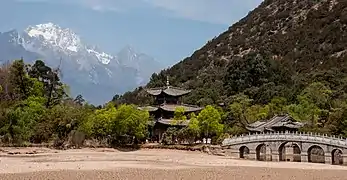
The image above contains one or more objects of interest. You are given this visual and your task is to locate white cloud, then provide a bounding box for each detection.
[14,0,263,25]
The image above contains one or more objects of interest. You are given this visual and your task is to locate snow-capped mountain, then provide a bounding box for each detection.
[116,46,162,85]
[0,22,163,105]
[23,23,115,64]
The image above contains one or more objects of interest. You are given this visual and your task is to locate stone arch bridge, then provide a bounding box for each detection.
[222,132,347,165]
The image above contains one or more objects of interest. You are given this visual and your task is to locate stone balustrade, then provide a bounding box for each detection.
[222,131,347,148]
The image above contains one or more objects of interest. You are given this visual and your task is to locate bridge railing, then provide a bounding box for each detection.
[222,131,347,148]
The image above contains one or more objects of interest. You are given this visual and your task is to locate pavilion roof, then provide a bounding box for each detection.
[138,104,203,113]
[145,86,191,97]
[246,115,304,132]
[137,106,159,112]
[160,104,203,112]
[156,118,190,126]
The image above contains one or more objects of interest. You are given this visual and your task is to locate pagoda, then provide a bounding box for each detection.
[139,77,203,142]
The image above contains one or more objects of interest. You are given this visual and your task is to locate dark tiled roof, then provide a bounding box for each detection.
[145,86,191,96]
[246,115,304,132]
[145,88,162,96]
[271,121,303,129]
[159,104,203,112]
[138,104,203,113]
[156,118,190,126]
[137,106,158,112]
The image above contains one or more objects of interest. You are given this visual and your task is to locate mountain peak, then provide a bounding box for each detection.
[25,22,81,52]
[34,22,59,29]
[0,22,163,105]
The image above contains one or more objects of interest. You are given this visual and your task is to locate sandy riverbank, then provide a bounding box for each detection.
[0,147,346,180]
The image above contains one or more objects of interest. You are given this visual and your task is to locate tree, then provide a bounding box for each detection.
[287,82,332,129]
[115,104,150,143]
[29,60,66,107]
[162,127,178,145]
[41,103,88,143]
[0,96,46,144]
[299,82,332,109]
[9,59,32,100]
[186,113,200,143]
[74,94,85,106]
[28,60,52,81]
[172,107,187,125]
[225,94,252,132]
[286,98,320,126]
[268,97,288,116]
[245,104,270,122]
[224,93,270,135]
[80,104,149,145]
[197,105,223,139]
[80,104,117,139]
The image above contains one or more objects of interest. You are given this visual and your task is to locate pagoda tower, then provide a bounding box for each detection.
[139,77,203,142]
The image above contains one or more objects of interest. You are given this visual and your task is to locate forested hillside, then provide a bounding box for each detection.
[116,0,347,135]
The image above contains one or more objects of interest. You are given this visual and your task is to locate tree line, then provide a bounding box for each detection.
[2,59,347,147]
[0,59,226,146]
[0,60,151,146]
[163,81,347,145]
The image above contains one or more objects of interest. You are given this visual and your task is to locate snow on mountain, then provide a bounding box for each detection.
[116,46,162,85]
[26,23,81,53]
[0,22,164,105]
[22,22,117,65]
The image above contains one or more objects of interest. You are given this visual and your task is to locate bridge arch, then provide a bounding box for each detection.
[222,132,347,165]
[308,145,325,164]
[256,143,271,161]
[278,142,301,162]
[332,149,343,165]
[239,146,250,159]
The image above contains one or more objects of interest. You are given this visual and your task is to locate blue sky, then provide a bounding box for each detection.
[0,0,262,66]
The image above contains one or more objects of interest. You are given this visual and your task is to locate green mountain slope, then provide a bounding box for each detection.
[118,0,347,106]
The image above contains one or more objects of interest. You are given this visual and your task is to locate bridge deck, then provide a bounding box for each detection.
[222,132,347,148]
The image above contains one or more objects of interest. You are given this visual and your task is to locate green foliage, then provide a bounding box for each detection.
[224,94,269,135]
[172,107,187,125]
[268,97,288,116]
[80,105,117,138]
[9,59,32,100]
[286,82,333,129]
[0,59,150,146]
[115,104,150,141]
[28,60,66,107]
[162,127,178,145]
[79,104,149,144]
[186,113,200,142]
[0,96,46,143]
[197,105,224,138]
[174,107,186,120]
[113,1,347,140]
[6,1,347,147]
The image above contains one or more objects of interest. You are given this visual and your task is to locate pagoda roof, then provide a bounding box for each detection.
[145,86,191,97]
[138,106,159,112]
[138,104,203,113]
[160,104,202,112]
[156,118,190,126]
[246,115,304,132]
